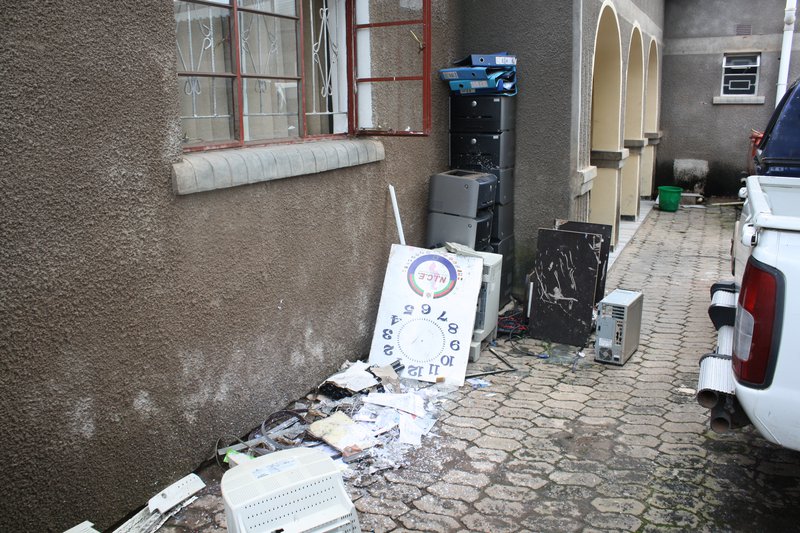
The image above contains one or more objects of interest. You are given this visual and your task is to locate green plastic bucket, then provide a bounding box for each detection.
[658,186,682,212]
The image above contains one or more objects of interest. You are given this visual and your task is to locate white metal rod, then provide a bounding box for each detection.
[388,184,406,245]
[777,0,797,106]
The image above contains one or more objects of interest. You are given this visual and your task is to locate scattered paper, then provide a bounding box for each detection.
[370,364,401,393]
[466,378,491,389]
[308,411,379,453]
[363,392,426,418]
[322,361,379,393]
[399,413,423,445]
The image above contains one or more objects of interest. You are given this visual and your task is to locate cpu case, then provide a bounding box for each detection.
[595,289,643,365]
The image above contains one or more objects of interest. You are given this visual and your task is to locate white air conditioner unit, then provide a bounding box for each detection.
[221,447,361,533]
[595,289,643,366]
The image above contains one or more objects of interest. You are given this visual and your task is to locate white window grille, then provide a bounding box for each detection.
[721,53,760,96]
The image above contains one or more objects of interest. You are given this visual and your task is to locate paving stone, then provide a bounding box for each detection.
[465,447,508,463]
[357,513,397,532]
[549,471,602,487]
[590,497,646,515]
[473,496,527,516]
[440,424,481,441]
[413,494,469,518]
[397,510,461,532]
[474,435,522,451]
[504,471,549,490]
[643,507,701,529]
[427,481,481,502]
[584,511,643,531]
[462,513,521,533]
[354,496,408,518]
[443,470,491,488]
[443,415,490,429]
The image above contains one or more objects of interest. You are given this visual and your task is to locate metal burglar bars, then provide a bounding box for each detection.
[351,0,431,135]
[175,0,431,152]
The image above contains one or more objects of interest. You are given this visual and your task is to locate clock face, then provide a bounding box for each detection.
[368,245,483,386]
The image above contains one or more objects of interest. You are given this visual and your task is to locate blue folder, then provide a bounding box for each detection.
[453,52,517,68]
[439,66,516,81]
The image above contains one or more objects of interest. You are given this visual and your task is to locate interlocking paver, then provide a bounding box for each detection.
[166,206,800,532]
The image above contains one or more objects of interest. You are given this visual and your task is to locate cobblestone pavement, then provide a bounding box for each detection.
[163,205,800,532]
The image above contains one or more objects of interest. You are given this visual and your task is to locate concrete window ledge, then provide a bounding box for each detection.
[713,95,765,105]
[172,139,385,195]
[590,148,630,169]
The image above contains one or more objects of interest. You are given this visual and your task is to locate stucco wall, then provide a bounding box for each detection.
[658,0,800,195]
[457,0,575,294]
[0,2,461,530]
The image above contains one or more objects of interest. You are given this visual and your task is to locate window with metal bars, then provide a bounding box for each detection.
[175,0,430,152]
[721,53,760,96]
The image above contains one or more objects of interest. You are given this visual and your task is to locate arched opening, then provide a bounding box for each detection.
[621,27,645,219]
[641,39,660,198]
[589,3,624,244]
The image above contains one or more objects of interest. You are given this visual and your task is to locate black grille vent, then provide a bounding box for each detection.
[735,24,752,36]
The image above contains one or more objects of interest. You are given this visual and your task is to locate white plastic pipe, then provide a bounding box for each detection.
[777,0,797,106]
[388,184,406,245]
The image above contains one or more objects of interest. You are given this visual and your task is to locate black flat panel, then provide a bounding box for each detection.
[450,94,517,132]
[554,220,612,304]
[528,229,601,347]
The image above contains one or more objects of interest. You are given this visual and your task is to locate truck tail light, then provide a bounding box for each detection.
[732,258,782,387]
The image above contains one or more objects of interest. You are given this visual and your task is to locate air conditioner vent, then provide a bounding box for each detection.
[735,24,752,36]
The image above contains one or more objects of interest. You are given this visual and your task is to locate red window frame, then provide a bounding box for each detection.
[178,0,431,153]
[347,0,431,136]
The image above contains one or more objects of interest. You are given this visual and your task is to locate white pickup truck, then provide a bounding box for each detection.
[697,175,800,450]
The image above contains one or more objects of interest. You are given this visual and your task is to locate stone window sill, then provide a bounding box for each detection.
[172,139,385,195]
[713,95,765,105]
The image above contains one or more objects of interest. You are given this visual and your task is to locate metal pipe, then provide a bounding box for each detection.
[710,403,732,434]
[697,389,720,409]
[777,0,797,106]
[388,184,406,245]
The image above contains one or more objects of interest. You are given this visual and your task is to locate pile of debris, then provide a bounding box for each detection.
[217,359,463,477]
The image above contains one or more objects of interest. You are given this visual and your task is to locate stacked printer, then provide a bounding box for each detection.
[449,95,516,305]
[430,53,518,305]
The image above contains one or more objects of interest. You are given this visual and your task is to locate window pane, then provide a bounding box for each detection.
[175,2,233,74]
[356,24,423,78]
[239,0,297,17]
[356,0,423,24]
[178,76,237,145]
[243,79,300,139]
[357,80,422,132]
[239,12,298,77]
[303,0,348,135]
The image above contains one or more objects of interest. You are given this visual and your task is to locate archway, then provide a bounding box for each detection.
[589,3,624,245]
[621,27,645,219]
[641,39,660,198]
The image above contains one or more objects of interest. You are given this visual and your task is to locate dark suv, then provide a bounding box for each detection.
[755,78,800,176]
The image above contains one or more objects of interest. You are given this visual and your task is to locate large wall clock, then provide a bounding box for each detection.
[368,244,483,386]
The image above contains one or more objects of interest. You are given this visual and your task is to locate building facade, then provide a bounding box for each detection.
[7,1,756,530]
[658,0,800,195]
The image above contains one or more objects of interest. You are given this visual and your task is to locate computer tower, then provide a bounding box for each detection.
[595,289,643,365]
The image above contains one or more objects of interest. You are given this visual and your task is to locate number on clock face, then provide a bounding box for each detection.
[383,303,462,378]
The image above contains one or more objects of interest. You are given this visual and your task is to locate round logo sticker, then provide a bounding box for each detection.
[406,254,460,298]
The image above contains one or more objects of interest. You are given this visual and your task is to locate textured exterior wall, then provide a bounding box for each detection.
[456,1,663,292]
[458,0,575,293]
[659,0,800,195]
[0,1,461,530]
